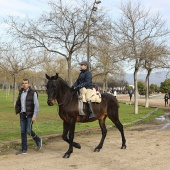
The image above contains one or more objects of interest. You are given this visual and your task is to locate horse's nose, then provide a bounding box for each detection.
[47,100,54,106]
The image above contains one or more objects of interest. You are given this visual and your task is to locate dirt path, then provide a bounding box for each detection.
[1,124,170,170]
[1,94,170,170]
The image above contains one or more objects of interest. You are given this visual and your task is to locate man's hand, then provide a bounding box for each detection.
[32,117,36,122]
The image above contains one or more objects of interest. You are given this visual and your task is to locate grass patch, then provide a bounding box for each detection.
[0,90,164,143]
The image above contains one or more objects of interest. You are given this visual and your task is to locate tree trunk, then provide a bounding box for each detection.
[145,70,151,108]
[102,82,105,92]
[5,84,10,99]
[134,69,138,114]
[13,75,17,107]
[103,74,107,92]
[105,74,108,90]
[67,56,72,86]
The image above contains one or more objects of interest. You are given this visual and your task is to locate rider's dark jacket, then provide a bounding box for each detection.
[72,69,93,89]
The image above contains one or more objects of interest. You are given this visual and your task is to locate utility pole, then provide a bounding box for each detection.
[87,0,101,67]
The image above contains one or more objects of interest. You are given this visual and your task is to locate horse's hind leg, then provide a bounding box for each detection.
[94,117,107,152]
[111,119,126,149]
[62,121,81,149]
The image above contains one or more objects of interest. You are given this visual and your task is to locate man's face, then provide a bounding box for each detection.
[22,80,29,91]
[80,64,87,70]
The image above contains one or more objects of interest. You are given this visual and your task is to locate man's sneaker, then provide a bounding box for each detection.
[36,138,42,151]
[16,150,27,155]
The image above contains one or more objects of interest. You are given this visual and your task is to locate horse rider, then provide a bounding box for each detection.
[71,61,95,118]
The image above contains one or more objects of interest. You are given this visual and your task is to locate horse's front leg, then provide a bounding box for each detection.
[94,117,107,152]
[62,121,81,150]
[63,119,76,158]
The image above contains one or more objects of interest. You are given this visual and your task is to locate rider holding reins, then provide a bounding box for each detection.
[71,61,95,118]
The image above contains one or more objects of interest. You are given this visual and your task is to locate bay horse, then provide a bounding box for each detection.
[45,73,126,158]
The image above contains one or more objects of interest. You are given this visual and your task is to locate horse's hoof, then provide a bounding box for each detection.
[63,153,70,158]
[75,143,81,149]
[94,148,100,152]
[121,145,126,149]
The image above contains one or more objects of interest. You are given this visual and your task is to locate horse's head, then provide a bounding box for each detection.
[45,73,59,106]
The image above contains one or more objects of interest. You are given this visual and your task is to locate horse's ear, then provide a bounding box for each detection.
[55,73,59,79]
[45,74,50,80]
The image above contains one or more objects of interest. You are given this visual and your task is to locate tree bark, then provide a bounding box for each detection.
[145,70,151,108]
[13,75,17,107]
[67,56,72,86]
[134,68,139,114]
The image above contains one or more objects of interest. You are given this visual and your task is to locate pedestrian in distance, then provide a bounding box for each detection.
[129,89,133,102]
[15,78,42,155]
[164,93,169,107]
[113,89,117,98]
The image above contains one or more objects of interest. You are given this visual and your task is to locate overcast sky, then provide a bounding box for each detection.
[0,0,170,35]
[0,0,170,21]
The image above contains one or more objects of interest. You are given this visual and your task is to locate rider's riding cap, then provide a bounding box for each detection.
[79,61,89,67]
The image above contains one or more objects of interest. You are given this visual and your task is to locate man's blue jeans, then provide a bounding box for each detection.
[20,113,40,151]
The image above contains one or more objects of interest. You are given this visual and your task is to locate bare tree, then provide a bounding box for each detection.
[40,57,68,80]
[5,0,107,85]
[140,41,170,107]
[0,45,46,106]
[91,36,125,91]
[112,2,170,113]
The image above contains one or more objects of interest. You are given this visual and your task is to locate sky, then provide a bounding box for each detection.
[0,0,170,24]
[0,0,170,36]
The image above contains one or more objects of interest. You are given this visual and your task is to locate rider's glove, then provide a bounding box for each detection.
[71,85,81,91]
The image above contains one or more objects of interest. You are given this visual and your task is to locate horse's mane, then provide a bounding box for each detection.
[57,77,78,103]
[49,75,70,89]
[58,77,70,89]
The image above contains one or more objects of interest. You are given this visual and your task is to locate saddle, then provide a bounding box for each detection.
[78,87,101,116]
[79,87,101,103]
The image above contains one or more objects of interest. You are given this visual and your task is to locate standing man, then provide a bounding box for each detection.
[15,78,42,155]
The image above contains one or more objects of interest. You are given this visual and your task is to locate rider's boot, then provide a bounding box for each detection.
[87,101,95,118]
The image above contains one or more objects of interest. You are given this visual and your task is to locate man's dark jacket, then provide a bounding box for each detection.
[15,87,36,117]
[72,69,93,89]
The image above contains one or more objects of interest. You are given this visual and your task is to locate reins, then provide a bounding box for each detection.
[54,101,64,106]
